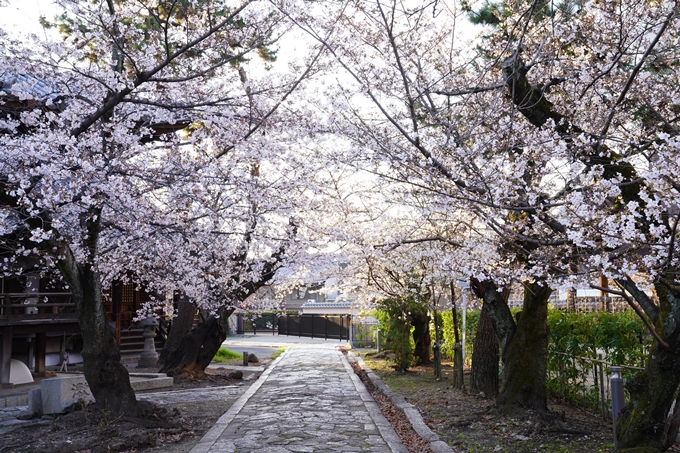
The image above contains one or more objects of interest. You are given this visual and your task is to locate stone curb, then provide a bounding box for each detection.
[0,394,28,408]
[188,347,289,453]
[338,350,409,453]
[350,353,457,453]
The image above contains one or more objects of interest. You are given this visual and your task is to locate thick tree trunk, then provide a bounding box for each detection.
[411,309,431,366]
[616,283,680,453]
[57,249,138,416]
[496,282,550,411]
[471,306,499,398]
[159,305,234,376]
[472,279,550,412]
[157,294,198,366]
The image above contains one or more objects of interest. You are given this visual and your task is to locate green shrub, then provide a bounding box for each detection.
[440,309,480,366]
[437,306,649,411]
[376,298,414,371]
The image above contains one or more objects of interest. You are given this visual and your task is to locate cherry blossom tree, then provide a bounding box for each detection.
[288,1,680,449]
[1,0,320,415]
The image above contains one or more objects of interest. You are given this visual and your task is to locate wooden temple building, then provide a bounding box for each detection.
[0,276,166,386]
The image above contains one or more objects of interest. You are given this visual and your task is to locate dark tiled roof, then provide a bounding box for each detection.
[301,301,352,309]
[1,74,60,103]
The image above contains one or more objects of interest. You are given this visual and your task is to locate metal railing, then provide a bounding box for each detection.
[549,351,643,420]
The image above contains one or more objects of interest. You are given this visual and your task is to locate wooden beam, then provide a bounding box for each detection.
[35,332,46,374]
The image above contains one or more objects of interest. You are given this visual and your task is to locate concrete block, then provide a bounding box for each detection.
[41,375,93,414]
[130,375,173,391]
[36,373,172,415]
[28,388,42,414]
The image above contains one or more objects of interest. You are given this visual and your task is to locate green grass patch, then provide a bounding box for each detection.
[212,347,242,363]
[271,347,286,359]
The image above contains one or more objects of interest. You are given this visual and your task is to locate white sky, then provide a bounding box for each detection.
[0,0,307,71]
[0,0,60,36]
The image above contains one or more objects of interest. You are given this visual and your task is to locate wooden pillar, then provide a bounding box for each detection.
[27,336,35,371]
[134,286,141,313]
[112,281,122,345]
[35,332,46,374]
[599,275,609,311]
[112,281,122,317]
[599,275,609,294]
[1,325,13,387]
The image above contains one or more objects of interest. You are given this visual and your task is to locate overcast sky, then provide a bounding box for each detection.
[0,0,61,36]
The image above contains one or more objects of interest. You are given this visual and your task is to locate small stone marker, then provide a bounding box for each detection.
[247,353,259,363]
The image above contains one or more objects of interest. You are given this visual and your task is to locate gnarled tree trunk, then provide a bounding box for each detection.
[471,306,499,398]
[157,293,199,367]
[616,282,680,452]
[496,282,550,411]
[57,247,139,416]
[159,305,234,377]
[472,279,550,412]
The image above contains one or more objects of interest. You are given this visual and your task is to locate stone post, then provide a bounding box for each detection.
[137,317,159,368]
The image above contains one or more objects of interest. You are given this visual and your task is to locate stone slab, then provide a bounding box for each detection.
[28,388,42,414]
[130,374,174,391]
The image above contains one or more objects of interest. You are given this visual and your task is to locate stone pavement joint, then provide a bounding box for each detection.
[190,345,409,453]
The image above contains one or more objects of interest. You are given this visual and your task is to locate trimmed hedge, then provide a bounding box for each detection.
[435,308,649,409]
[440,309,479,366]
[546,310,648,407]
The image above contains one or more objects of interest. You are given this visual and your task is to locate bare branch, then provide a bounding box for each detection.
[598,11,676,145]
[660,278,680,296]
[431,84,505,96]
[592,284,669,350]
[376,235,463,251]
[615,276,659,322]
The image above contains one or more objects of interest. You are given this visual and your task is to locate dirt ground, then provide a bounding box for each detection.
[360,351,616,453]
[0,363,267,453]
[357,351,680,453]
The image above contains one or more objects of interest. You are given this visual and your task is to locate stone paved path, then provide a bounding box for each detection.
[190,346,408,453]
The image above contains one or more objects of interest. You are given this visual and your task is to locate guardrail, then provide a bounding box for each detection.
[0,291,76,322]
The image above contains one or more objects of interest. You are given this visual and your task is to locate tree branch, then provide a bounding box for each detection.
[598,11,676,145]
[615,276,659,323]
[214,45,324,159]
[592,284,669,350]
[376,235,463,251]
[660,278,680,296]
[71,1,253,138]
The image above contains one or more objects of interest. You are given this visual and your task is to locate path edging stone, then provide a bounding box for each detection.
[351,352,456,453]
[338,350,409,453]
